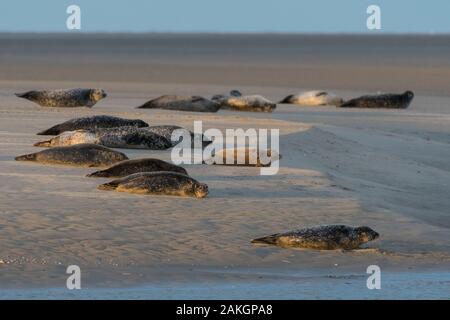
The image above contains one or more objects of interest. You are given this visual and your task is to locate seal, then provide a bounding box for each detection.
[15,143,128,167]
[37,115,149,136]
[34,127,172,150]
[98,171,208,198]
[251,225,379,250]
[339,91,414,109]
[87,158,188,178]
[212,91,276,112]
[34,130,98,147]
[279,90,343,106]
[205,148,280,167]
[137,95,220,112]
[15,88,107,108]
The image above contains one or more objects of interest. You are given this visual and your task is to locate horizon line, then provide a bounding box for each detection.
[0,31,449,36]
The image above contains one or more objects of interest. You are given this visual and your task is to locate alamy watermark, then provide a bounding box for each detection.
[66,5,81,30]
[366,265,381,289]
[66,265,81,289]
[170,121,280,175]
[366,5,381,30]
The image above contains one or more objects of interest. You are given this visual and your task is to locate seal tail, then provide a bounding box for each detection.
[251,234,279,245]
[15,91,37,100]
[37,126,59,135]
[278,94,294,104]
[15,153,37,162]
[136,100,156,109]
[86,170,109,178]
[33,140,51,147]
[15,92,30,98]
[338,100,355,108]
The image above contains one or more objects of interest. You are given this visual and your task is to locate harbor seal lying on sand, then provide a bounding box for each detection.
[137,95,220,112]
[15,143,128,167]
[251,225,379,250]
[279,90,343,106]
[205,148,280,167]
[98,172,208,198]
[87,158,188,178]
[212,90,276,112]
[339,91,414,109]
[37,115,149,136]
[15,88,107,108]
[34,127,172,150]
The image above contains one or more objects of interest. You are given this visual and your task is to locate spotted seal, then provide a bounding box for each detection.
[98,172,208,198]
[15,143,128,167]
[205,148,280,167]
[15,88,107,108]
[212,90,276,112]
[34,127,172,150]
[37,115,149,136]
[87,158,188,178]
[251,225,379,250]
[339,91,414,109]
[279,90,343,106]
[137,95,220,112]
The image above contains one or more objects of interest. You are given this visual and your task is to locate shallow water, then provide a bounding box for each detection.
[1,272,449,300]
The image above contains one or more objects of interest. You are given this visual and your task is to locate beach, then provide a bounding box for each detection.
[0,34,449,298]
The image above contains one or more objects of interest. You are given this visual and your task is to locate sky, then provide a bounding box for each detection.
[0,0,449,33]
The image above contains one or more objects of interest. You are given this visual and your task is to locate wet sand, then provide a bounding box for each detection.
[0,34,449,298]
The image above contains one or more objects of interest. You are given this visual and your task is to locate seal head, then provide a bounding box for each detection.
[355,226,379,243]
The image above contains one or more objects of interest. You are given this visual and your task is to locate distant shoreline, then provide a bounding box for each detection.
[0,32,449,37]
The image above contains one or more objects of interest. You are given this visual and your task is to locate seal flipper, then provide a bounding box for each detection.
[278,94,294,104]
[136,98,158,109]
[230,90,242,97]
[87,170,109,178]
[33,140,52,147]
[97,180,120,190]
[251,234,279,245]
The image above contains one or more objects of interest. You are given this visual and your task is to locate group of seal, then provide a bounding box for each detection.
[137,93,277,113]
[15,114,208,199]
[34,124,210,150]
[13,88,383,250]
[279,90,414,109]
[15,87,414,111]
[34,127,173,150]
